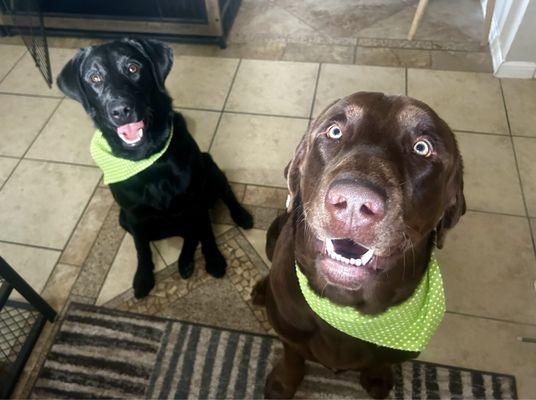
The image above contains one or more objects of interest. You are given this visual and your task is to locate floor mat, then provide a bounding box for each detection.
[31,303,517,399]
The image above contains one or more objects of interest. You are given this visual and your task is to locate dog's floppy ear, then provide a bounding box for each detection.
[125,38,173,92]
[285,136,308,212]
[285,99,341,212]
[436,155,466,248]
[56,47,91,110]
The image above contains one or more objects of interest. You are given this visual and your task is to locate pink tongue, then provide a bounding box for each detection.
[116,120,144,140]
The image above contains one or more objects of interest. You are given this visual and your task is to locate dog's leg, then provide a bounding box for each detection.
[251,275,268,306]
[199,214,227,278]
[203,153,253,229]
[132,235,155,298]
[359,364,394,399]
[265,343,305,399]
[178,237,199,279]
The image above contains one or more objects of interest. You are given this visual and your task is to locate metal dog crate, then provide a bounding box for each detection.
[0,257,56,398]
[0,0,241,87]
[0,0,241,47]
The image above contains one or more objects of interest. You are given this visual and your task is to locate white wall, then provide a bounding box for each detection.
[483,0,536,78]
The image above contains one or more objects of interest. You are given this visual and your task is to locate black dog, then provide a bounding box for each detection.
[57,38,253,298]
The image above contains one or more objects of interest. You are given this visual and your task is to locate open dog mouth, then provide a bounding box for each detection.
[318,238,378,289]
[325,238,374,267]
[116,120,145,146]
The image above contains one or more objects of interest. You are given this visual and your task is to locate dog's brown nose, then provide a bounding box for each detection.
[325,181,386,227]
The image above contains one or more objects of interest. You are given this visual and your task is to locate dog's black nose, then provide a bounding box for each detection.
[109,101,134,121]
[325,181,386,228]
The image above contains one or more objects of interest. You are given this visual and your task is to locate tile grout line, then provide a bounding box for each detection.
[208,58,243,153]
[498,80,536,259]
[465,208,528,219]
[21,156,99,170]
[308,62,323,121]
[0,48,28,86]
[352,44,358,64]
[405,67,408,96]
[445,310,536,328]
[0,97,64,192]
[0,90,63,100]
[177,106,311,121]
[0,239,63,252]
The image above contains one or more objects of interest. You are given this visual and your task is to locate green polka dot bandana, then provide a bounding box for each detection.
[90,126,173,185]
[295,254,445,352]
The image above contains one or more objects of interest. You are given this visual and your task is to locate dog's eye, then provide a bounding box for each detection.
[127,63,140,74]
[327,125,343,139]
[89,73,102,84]
[413,139,433,157]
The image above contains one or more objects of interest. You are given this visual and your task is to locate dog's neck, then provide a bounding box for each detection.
[291,204,434,315]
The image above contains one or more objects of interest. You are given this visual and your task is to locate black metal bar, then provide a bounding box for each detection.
[0,257,56,322]
[0,312,47,399]
[0,280,14,308]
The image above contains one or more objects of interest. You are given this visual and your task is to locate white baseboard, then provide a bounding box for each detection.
[494,61,536,79]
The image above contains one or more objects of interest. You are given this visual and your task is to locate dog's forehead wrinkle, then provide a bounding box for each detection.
[397,105,433,128]
[344,104,364,120]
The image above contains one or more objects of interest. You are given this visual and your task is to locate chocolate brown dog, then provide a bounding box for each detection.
[253,92,465,398]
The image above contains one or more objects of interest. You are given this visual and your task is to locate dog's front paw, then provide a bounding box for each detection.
[264,368,298,399]
[204,251,227,278]
[360,365,394,399]
[133,268,155,298]
[231,207,254,230]
[178,259,195,279]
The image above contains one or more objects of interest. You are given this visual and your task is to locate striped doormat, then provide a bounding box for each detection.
[31,303,517,399]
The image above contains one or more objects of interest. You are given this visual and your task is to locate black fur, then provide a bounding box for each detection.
[57,38,253,298]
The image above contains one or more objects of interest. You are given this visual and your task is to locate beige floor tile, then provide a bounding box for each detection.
[96,234,166,305]
[0,241,60,299]
[456,132,525,215]
[282,43,354,64]
[354,47,431,68]
[0,47,77,97]
[0,45,26,81]
[437,211,536,325]
[167,56,239,110]
[313,64,405,117]
[153,224,233,267]
[0,160,101,248]
[501,79,536,137]
[430,51,492,73]
[226,59,318,117]
[243,185,288,209]
[211,113,308,187]
[175,108,220,152]
[240,228,270,268]
[419,313,536,399]
[407,69,508,134]
[513,137,536,217]
[152,236,183,267]
[60,187,114,267]
[40,263,79,311]
[26,99,95,165]
[0,157,18,186]
[0,94,60,157]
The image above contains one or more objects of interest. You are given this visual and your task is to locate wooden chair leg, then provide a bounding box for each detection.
[407,0,429,40]
[482,0,496,45]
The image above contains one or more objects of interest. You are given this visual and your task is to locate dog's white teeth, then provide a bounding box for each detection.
[138,128,144,138]
[361,248,374,265]
[326,239,335,254]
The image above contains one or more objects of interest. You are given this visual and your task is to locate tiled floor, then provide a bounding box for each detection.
[1,7,535,397]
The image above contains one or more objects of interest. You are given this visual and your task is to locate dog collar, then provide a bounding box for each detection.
[295,254,445,352]
[90,125,173,185]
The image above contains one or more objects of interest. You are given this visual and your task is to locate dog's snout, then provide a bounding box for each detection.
[109,101,134,122]
[325,181,386,228]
